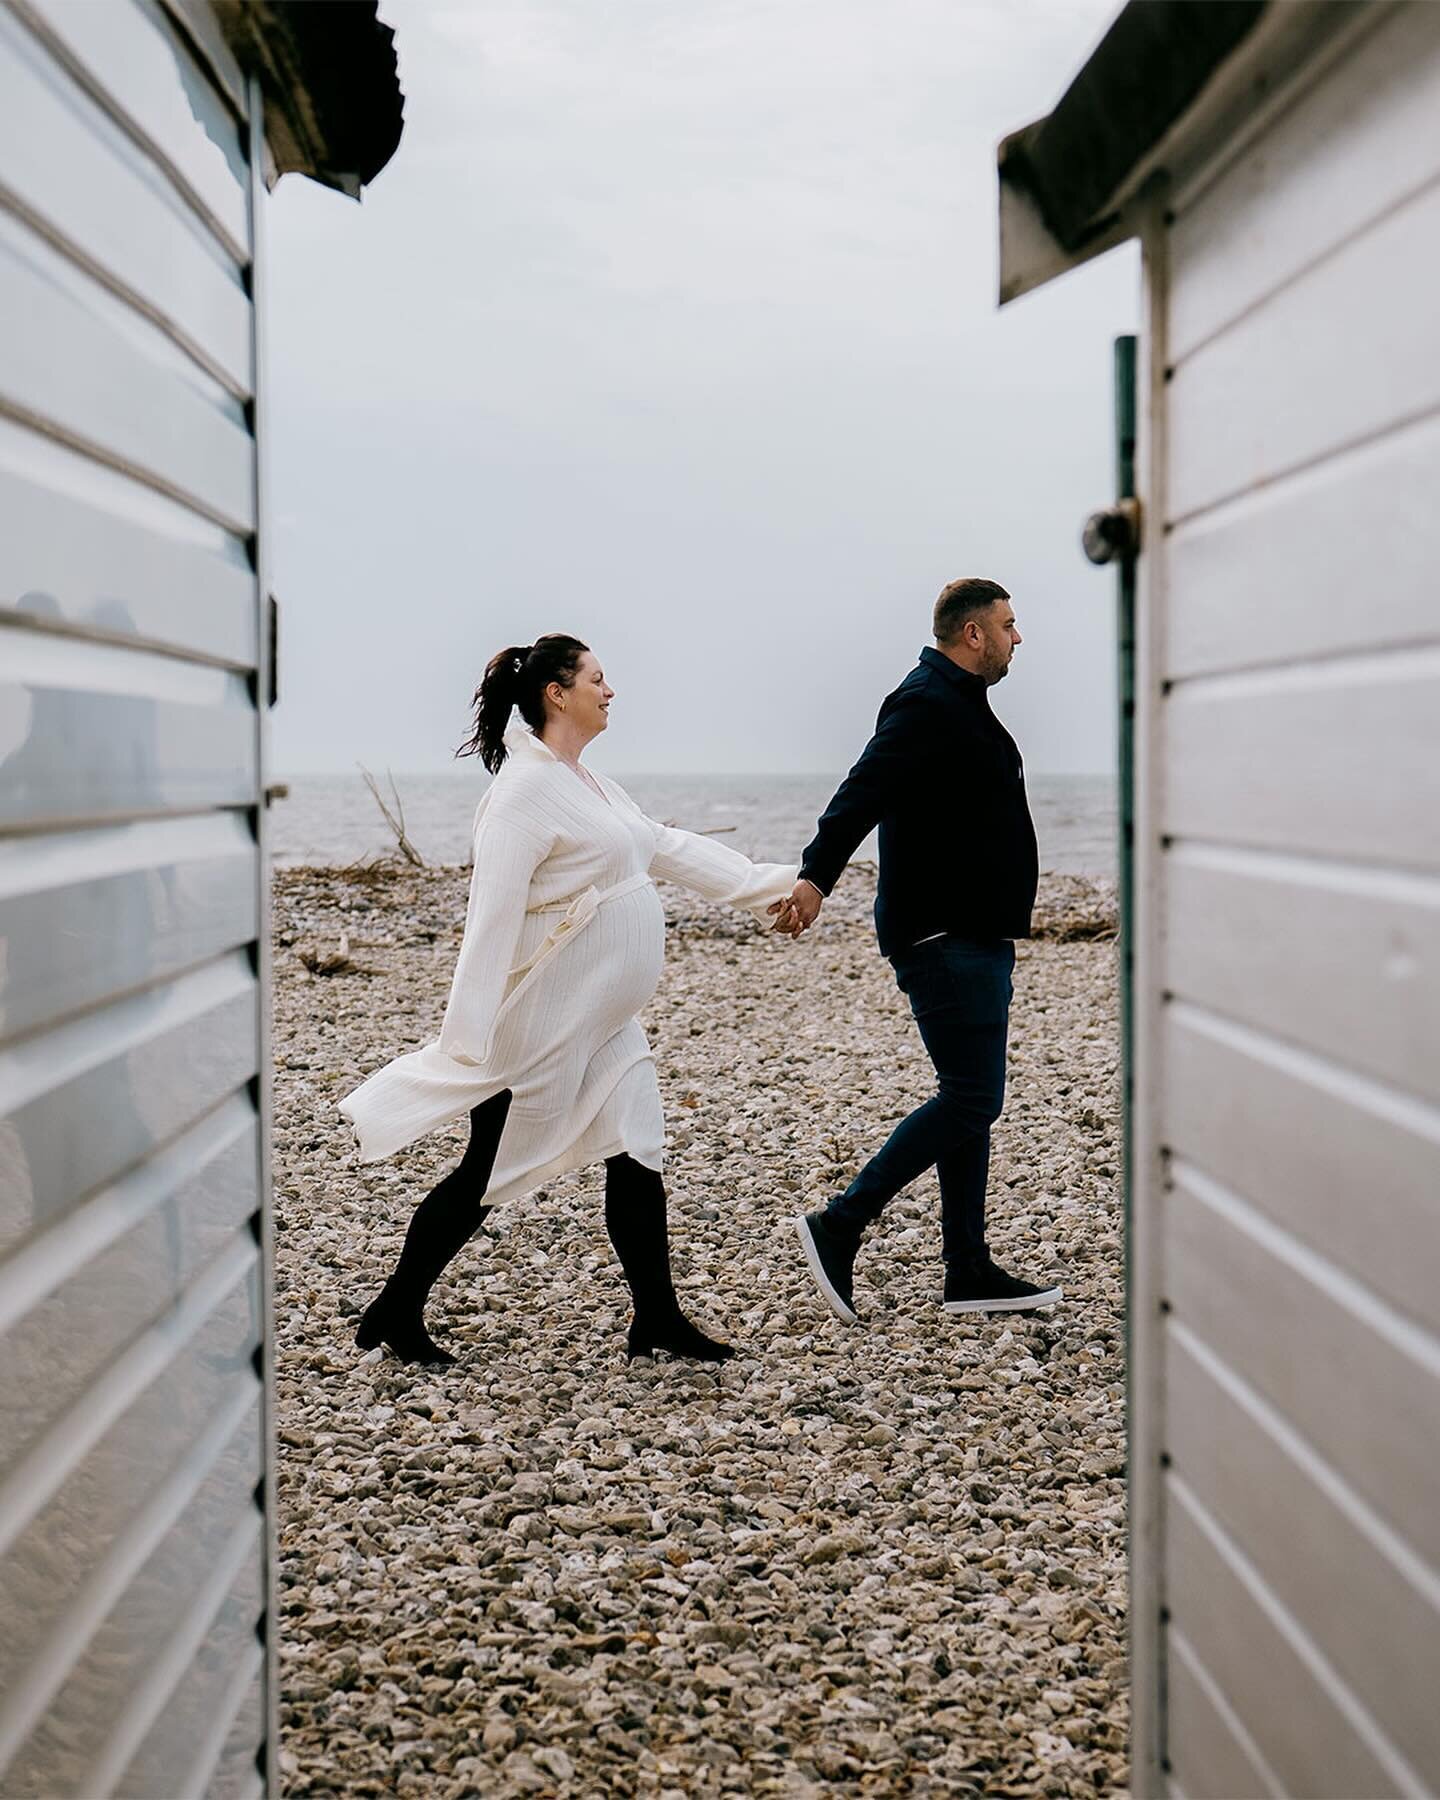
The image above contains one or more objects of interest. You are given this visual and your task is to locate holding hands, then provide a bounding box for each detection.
[769,878,824,939]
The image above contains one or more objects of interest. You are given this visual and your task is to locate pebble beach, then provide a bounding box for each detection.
[271,861,1127,1797]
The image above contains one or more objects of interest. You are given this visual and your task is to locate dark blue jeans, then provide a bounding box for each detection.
[825,936,1014,1265]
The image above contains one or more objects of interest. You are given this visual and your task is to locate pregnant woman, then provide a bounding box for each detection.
[340,634,798,1366]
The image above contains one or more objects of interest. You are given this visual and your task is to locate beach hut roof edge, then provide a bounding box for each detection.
[996,0,1370,303]
[215,0,405,196]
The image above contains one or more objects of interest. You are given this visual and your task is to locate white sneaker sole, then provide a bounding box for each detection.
[944,1286,1062,1315]
[794,1215,860,1326]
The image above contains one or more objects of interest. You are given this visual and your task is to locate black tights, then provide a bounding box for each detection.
[355,1088,511,1364]
[602,1153,680,1322]
[388,1090,510,1300]
[356,1100,731,1363]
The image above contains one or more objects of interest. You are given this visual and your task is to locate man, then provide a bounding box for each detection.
[776,578,1062,1323]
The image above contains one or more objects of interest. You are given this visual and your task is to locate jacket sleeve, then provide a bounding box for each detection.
[799,688,932,896]
[437,802,553,1064]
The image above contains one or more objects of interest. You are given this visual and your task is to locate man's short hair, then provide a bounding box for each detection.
[933,578,1010,644]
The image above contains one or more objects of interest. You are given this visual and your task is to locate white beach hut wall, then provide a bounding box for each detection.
[999,4,1440,1794]
[0,5,403,1794]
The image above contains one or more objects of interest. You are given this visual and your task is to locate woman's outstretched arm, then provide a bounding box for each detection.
[646,820,797,919]
[600,777,796,917]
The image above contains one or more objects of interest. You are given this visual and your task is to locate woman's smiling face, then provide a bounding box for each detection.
[554,651,613,737]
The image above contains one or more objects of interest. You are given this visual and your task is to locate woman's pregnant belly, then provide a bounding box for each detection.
[491,882,667,1071]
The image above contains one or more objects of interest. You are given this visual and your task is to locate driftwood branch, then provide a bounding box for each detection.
[357,764,426,867]
[661,819,737,836]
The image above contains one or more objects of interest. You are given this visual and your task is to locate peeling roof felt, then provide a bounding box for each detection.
[217,0,405,196]
[999,0,1267,255]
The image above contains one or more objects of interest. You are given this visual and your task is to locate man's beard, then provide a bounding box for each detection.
[984,652,1011,685]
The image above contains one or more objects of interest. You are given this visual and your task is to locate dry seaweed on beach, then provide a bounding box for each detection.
[295,934,360,977]
[271,863,1127,1797]
[1030,875,1119,943]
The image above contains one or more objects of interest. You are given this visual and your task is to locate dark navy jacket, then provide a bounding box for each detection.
[799,647,1039,957]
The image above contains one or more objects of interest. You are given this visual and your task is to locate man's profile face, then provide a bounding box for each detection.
[973,600,1022,684]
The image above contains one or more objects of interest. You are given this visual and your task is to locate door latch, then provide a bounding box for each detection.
[1082,497,1141,565]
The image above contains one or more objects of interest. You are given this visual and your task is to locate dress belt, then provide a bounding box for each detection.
[512,872,654,976]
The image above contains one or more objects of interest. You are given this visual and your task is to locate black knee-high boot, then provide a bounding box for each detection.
[356,1089,512,1365]
[604,1155,734,1362]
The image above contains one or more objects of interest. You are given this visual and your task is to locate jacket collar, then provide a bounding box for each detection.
[503,722,559,763]
[919,645,987,696]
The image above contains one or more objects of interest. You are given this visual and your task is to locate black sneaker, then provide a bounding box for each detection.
[944,1257,1062,1314]
[795,1210,860,1325]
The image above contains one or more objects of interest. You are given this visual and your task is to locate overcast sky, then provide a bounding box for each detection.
[267,0,1136,777]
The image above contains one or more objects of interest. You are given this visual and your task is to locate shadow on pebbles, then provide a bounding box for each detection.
[272,864,1128,1798]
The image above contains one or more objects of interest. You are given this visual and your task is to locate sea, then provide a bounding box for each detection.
[270,769,1117,878]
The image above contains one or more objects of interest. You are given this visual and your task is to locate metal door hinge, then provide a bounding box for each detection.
[1082,497,1142,565]
[267,593,279,707]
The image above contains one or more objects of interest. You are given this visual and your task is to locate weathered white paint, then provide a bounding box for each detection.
[1168,1160,1440,1569]
[0,0,273,1791]
[1166,845,1440,1102]
[1003,2,1440,1788]
[1166,1323,1440,1778]
[1165,1004,1440,1337]
[0,432,258,665]
[1167,171,1440,525]
[12,0,251,255]
[1164,408,1440,681]
[1167,3,1440,365]
[0,214,255,530]
[1126,187,1171,1797]
[1165,1630,1283,1800]
[0,6,252,393]
[1138,5,1440,1791]
[1163,648,1440,867]
[1165,1479,1423,1798]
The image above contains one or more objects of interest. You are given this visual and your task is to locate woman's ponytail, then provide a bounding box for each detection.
[457,634,588,773]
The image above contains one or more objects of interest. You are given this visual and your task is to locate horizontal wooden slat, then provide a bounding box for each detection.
[1166,1480,1415,1799]
[1170,5,1440,365]
[11,0,249,257]
[1163,648,1440,868]
[0,954,259,1250]
[195,1645,265,1800]
[0,214,254,532]
[0,8,251,394]
[108,1515,266,1800]
[0,814,258,1046]
[1165,1004,1440,1340]
[1166,1629,1281,1800]
[1165,407,1440,682]
[0,1387,261,1798]
[158,0,252,129]
[1167,173,1440,526]
[0,625,257,834]
[0,422,256,667]
[0,1241,258,1713]
[1167,1159,1440,1571]
[1166,846,1440,1102]
[1167,1324,1440,1781]
[0,1098,258,1471]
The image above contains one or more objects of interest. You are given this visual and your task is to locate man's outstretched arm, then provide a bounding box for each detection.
[773,690,930,933]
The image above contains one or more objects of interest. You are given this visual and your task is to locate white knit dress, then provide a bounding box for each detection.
[338,727,798,1208]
